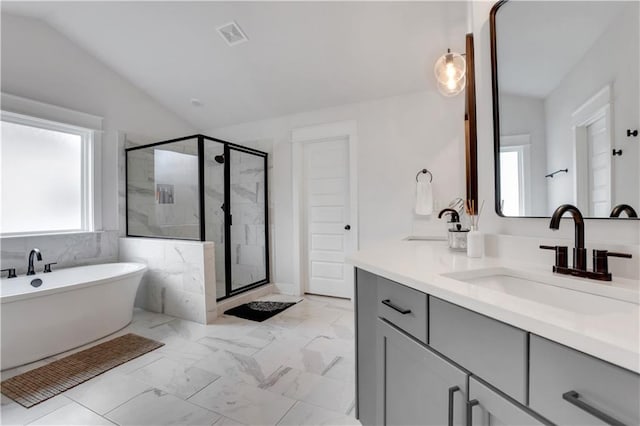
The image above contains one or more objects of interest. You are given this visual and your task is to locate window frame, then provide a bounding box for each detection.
[1,111,97,237]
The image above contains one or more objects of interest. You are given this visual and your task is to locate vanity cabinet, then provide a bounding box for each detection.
[354,268,639,426]
[376,318,467,426]
[430,297,528,403]
[529,335,640,426]
[468,378,548,426]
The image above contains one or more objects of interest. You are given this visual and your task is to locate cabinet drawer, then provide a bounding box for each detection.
[429,297,528,403]
[529,335,640,426]
[376,277,428,344]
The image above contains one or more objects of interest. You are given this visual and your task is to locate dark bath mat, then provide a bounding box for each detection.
[1,333,164,408]
[224,300,299,322]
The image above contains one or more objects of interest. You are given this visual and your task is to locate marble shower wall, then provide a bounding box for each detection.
[119,237,216,324]
[0,231,119,275]
[229,150,267,290]
[126,138,200,240]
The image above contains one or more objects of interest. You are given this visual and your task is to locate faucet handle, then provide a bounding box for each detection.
[540,245,568,268]
[43,262,57,273]
[1,268,17,278]
[593,250,632,276]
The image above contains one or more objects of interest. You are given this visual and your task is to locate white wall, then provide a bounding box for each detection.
[471,1,640,248]
[499,93,547,216]
[545,5,639,213]
[1,13,194,270]
[208,90,465,292]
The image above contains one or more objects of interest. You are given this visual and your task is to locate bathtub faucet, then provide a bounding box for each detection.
[27,248,43,276]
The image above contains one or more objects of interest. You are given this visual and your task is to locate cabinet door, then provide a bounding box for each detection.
[355,269,378,426]
[377,318,467,426]
[468,378,552,426]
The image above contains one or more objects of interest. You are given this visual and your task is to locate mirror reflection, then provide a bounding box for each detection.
[492,1,639,218]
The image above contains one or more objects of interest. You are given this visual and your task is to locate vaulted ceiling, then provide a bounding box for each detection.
[2,1,467,129]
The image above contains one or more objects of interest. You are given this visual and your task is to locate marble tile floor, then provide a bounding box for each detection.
[1,294,361,426]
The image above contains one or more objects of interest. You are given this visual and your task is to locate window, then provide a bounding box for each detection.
[499,144,529,216]
[1,112,96,236]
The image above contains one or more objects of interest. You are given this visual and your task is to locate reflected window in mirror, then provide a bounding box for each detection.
[490,0,639,219]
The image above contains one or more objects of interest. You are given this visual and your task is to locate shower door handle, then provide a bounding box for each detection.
[229,215,232,226]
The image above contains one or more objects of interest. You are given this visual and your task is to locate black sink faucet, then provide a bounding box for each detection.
[610,204,638,218]
[542,204,632,281]
[549,204,586,271]
[27,248,43,276]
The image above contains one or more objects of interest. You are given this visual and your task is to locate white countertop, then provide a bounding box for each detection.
[347,239,640,374]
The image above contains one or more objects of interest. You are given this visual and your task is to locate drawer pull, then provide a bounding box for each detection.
[467,399,479,426]
[448,386,460,426]
[381,299,411,314]
[562,391,624,426]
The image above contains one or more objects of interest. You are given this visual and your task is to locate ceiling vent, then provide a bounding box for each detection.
[217,22,248,46]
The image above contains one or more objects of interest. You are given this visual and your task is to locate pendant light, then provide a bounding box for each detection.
[434,49,466,97]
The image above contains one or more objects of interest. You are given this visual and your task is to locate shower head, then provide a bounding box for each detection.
[214,154,225,164]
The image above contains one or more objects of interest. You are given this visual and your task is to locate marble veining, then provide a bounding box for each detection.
[119,237,215,324]
[1,294,358,426]
[0,231,119,276]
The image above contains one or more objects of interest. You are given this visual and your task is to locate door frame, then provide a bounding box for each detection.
[571,85,613,214]
[291,120,359,298]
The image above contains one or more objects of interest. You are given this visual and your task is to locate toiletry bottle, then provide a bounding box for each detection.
[467,224,484,258]
[438,208,469,251]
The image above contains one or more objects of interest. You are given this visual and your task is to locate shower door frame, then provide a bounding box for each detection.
[124,134,270,301]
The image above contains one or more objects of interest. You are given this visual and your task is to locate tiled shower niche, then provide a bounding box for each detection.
[126,135,269,300]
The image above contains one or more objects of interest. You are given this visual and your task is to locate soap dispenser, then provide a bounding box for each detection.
[438,208,469,251]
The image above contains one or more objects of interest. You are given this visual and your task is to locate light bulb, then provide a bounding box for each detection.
[446,62,456,78]
[447,78,457,90]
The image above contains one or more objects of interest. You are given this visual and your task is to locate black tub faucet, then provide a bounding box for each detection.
[27,248,43,276]
[610,204,638,218]
[549,204,586,271]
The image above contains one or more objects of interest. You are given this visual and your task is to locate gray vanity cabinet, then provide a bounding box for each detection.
[468,378,551,426]
[529,335,640,426]
[355,269,379,426]
[376,318,468,426]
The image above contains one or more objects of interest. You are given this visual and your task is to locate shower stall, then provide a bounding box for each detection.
[125,135,269,300]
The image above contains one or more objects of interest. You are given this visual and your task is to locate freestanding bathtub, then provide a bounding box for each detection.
[1,262,146,370]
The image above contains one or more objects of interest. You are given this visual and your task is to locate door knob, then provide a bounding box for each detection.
[344,225,351,230]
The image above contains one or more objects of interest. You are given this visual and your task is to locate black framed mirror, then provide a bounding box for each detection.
[490,0,639,219]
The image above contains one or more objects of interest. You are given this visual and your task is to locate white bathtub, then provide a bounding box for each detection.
[1,262,146,370]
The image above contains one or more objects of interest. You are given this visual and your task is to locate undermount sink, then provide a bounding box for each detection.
[442,267,639,315]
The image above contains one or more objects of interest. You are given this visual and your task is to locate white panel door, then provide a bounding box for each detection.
[303,137,352,298]
[586,115,611,216]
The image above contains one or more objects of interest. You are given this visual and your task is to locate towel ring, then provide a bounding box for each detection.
[416,168,433,183]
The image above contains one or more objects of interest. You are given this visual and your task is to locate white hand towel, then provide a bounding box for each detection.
[415,181,433,216]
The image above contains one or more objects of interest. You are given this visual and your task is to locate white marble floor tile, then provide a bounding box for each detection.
[147,318,211,342]
[106,389,220,426]
[192,350,268,386]
[130,357,220,399]
[197,334,270,356]
[261,367,355,414]
[321,356,356,383]
[214,415,247,425]
[277,401,361,426]
[155,335,219,365]
[1,394,72,426]
[189,377,295,426]
[27,402,115,426]
[64,373,152,415]
[252,335,314,378]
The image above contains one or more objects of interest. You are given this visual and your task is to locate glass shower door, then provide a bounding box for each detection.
[228,147,268,292]
[203,141,227,299]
